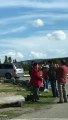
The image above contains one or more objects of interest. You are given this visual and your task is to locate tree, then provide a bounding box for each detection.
[13,59,17,63]
[8,57,12,63]
[4,56,8,63]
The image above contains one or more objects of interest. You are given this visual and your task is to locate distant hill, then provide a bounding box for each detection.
[22,57,68,66]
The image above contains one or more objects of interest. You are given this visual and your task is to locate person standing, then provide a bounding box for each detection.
[48,60,57,97]
[56,59,68,103]
[31,62,43,102]
[45,64,50,91]
[41,64,49,92]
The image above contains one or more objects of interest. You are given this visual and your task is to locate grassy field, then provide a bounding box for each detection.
[0,81,54,119]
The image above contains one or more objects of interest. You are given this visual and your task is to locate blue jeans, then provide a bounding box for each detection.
[43,79,49,89]
[45,80,49,89]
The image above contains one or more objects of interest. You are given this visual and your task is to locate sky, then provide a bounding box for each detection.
[0,0,68,62]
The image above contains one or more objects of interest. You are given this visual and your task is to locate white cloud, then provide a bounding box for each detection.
[29,51,47,59]
[17,52,24,59]
[6,51,24,60]
[0,48,68,62]
[0,26,26,35]
[33,19,44,27]
[6,52,16,57]
[0,0,68,61]
[47,30,67,41]
[46,48,68,58]
[0,30,67,51]
[0,50,24,62]
[0,12,68,26]
[0,30,68,61]
[0,0,68,9]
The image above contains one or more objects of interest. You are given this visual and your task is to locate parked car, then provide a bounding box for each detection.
[0,63,24,79]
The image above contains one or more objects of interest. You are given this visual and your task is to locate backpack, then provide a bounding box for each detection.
[25,95,34,101]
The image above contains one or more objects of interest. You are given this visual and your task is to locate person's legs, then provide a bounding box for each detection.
[58,83,63,103]
[51,81,56,97]
[62,84,67,102]
[32,86,39,102]
[56,81,59,97]
[56,88,59,97]
[45,80,49,89]
[43,79,46,89]
[43,79,49,92]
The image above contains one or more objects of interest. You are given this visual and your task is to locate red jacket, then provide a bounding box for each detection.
[30,68,42,87]
[56,65,68,84]
[42,67,49,80]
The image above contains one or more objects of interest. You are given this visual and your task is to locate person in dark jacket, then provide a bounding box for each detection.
[30,62,43,102]
[56,59,68,103]
[48,60,57,97]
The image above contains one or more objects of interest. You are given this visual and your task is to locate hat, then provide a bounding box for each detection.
[45,65,49,68]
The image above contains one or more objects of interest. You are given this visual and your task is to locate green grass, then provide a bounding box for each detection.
[24,70,29,74]
[0,82,54,119]
[23,91,54,109]
[0,109,24,119]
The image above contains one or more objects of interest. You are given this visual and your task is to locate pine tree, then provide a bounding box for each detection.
[4,56,8,63]
[8,57,12,63]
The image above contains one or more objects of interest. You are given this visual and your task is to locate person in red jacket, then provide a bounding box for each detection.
[31,62,43,102]
[56,59,68,103]
[41,64,49,92]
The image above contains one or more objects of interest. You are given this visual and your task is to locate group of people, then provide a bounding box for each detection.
[28,59,68,103]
